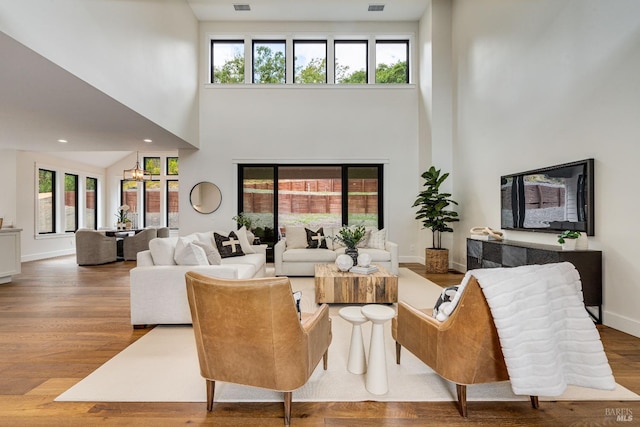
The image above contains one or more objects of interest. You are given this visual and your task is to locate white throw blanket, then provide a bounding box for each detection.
[467,262,615,396]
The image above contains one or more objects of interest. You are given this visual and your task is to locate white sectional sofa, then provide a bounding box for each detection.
[274,226,399,276]
[130,230,266,326]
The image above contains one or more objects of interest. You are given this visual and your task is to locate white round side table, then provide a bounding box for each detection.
[361,304,396,395]
[338,306,369,374]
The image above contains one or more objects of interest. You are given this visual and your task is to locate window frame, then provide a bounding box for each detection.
[166,157,179,176]
[85,176,98,230]
[37,168,57,235]
[252,39,287,84]
[237,163,384,240]
[211,39,246,84]
[375,39,410,84]
[293,40,328,84]
[142,179,162,228]
[166,179,179,230]
[64,173,79,233]
[143,156,161,176]
[334,40,369,85]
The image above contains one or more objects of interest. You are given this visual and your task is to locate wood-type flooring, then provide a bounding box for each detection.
[0,257,638,426]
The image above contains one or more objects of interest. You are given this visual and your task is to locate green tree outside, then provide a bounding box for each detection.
[376,60,408,84]
[214,54,245,83]
[167,157,179,175]
[336,66,367,84]
[64,174,77,191]
[86,177,96,191]
[253,45,286,84]
[145,157,161,175]
[39,169,53,193]
[295,57,326,83]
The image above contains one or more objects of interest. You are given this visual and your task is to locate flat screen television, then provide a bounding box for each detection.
[500,159,594,236]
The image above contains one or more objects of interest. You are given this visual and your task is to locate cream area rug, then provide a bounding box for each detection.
[56,269,639,403]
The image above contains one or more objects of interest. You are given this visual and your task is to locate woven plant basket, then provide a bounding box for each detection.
[426,248,449,273]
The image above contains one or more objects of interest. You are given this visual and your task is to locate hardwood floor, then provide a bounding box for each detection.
[0,257,638,426]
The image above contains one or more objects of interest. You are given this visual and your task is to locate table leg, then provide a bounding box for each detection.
[347,323,367,374]
[365,322,388,394]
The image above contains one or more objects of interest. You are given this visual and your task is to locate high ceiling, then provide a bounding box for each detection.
[186,0,428,22]
[0,0,427,167]
[0,31,193,166]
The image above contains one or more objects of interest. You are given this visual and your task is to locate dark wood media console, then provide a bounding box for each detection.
[466,238,602,323]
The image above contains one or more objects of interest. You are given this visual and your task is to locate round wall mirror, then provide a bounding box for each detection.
[190,182,222,214]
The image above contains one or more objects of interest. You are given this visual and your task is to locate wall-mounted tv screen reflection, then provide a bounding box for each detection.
[500,159,594,236]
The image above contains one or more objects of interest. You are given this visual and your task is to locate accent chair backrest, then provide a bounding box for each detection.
[185,272,311,392]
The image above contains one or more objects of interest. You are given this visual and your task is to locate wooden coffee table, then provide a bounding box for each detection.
[314,263,398,304]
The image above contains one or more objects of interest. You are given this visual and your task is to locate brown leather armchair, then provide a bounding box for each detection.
[185,272,332,426]
[392,276,539,417]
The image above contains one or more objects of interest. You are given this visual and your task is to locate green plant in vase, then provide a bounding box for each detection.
[558,230,581,250]
[334,225,366,265]
[413,166,459,273]
[115,204,131,229]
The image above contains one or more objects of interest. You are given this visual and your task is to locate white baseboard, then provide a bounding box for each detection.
[451,261,466,273]
[21,248,75,263]
[602,310,640,339]
[399,255,423,264]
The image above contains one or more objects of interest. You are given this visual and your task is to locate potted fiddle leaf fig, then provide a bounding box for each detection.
[413,166,459,273]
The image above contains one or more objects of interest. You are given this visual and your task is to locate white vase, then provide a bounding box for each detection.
[561,239,577,251]
[575,234,589,250]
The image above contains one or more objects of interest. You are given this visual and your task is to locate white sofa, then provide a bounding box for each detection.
[130,231,266,326]
[274,226,399,276]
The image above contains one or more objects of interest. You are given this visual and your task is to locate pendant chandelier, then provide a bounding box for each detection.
[123,151,153,181]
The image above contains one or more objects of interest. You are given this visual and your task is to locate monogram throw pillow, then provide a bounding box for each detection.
[214,231,245,258]
[305,227,328,249]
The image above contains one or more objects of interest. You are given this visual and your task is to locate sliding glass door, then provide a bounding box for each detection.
[239,167,276,247]
[278,166,342,230]
[238,164,383,247]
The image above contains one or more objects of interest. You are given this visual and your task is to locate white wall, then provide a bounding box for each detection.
[179,21,421,259]
[416,0,458,260]
[0,150,18,228]
[451,0,640,336]
[0,0,199,145]
[16,151,107,262]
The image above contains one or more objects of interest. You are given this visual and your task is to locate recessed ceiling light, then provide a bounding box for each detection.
[57,139,68,143]
[368,4,385,12]
[234,4,250,11]
[143,139,153,143]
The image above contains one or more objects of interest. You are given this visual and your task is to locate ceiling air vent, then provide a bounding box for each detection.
[233,4,251,11]
[368,4,385,12]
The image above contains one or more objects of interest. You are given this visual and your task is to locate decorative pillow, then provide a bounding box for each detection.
[173,236,199,264]
[149,237,178,265]
[285,226,308,249]
[367,228,386,250]
[214,231,245,258]
[235,226,256,254]
[305,227,328,249]
[432,285,459,322]
[292,291,302,321]
[193,231,215,246]
[192,241,222,265]
[174,241,209,265]
[356,228,371,248]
